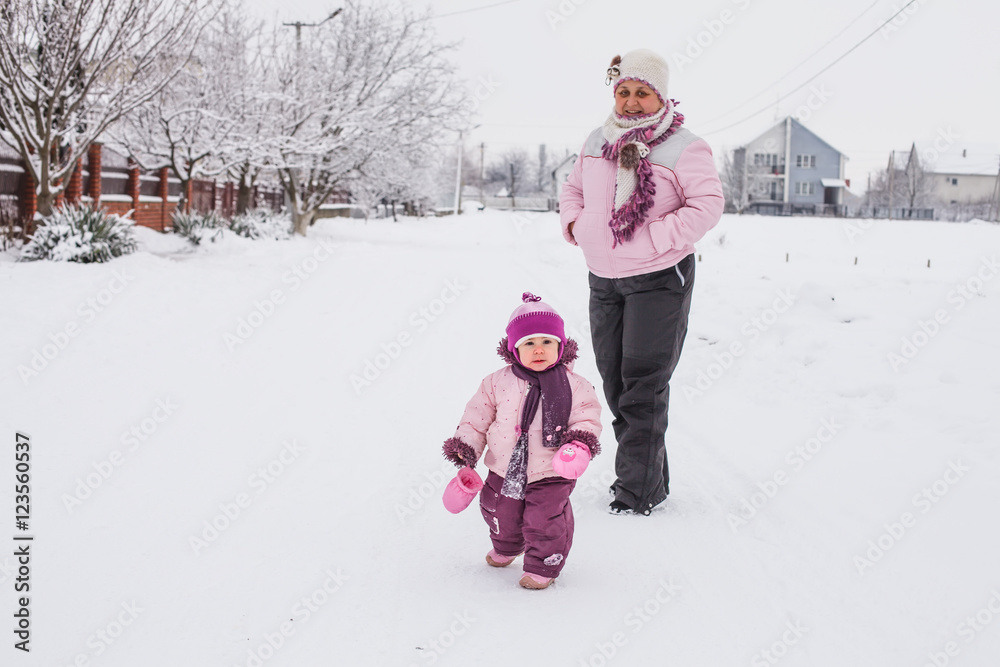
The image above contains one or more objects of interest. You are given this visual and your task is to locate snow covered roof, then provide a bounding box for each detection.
[913,142,999,176]
[0,140,21,162]
[888,150,911,169]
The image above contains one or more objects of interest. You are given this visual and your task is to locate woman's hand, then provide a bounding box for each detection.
[567,221,576,240]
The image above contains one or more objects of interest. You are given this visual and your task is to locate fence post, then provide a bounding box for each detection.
[127,159,141,220]
[158,166,169,232]
[87,143,102,206]
[21,168,37,235]
[66,157,83,206]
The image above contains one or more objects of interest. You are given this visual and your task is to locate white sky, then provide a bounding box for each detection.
[244,0,1000,191]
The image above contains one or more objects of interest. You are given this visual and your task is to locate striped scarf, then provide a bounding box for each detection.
[601,99,684,246]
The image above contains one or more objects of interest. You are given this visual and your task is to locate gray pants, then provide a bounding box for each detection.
[588,255,695,514]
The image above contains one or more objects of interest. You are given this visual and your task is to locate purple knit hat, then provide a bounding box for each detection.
[505,292,565,356]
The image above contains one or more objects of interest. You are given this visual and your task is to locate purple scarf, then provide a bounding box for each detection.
[601,99,685,246]
[499,353,572,500]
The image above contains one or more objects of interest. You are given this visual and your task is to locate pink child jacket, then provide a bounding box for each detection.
[449,357,602,484]
[559,127,724,279]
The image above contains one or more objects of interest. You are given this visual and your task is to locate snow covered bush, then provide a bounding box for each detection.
[20,205,137,263]
[172,210,226,245]
[229,209,292,240]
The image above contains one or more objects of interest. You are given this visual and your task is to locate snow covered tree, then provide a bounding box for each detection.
[865,150,934,216]
[110,1,252,213]
[0,0,222,216]
[268,1,467,235]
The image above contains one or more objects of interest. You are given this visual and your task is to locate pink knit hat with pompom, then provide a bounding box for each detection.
[506,292,565,355]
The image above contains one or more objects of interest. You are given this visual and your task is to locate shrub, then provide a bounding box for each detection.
[20,204,137,263]
[229,209,292,240]
[171,209,226,245]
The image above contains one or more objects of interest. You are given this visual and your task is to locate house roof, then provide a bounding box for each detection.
[551,153,577,177]
[912,141,999,176]
[739,116,848,159]
[888,150,912,169]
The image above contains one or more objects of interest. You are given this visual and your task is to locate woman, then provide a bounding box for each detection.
[559,49,724,516]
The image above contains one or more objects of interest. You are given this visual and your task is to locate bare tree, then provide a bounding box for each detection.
[0,0,221,217]
[268,1,467,235]
[865,151,934,216]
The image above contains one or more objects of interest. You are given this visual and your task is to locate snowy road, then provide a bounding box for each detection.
[2,210,999,666]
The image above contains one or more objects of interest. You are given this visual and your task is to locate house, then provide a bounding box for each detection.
[551,153,577,201]
[910,142,998,206]
[732,117,849,216]
[883,142,999,221]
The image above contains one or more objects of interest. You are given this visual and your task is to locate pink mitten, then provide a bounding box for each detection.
[552,441,591,479]
[442,467,484,514]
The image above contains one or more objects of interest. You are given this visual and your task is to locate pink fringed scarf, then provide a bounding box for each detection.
[601,99,685,246]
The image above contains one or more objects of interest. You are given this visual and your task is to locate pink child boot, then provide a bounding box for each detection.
[442,467,484,513]
[552,441,591,479]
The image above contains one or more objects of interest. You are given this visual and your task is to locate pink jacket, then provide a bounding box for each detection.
[559,127,724,279]
[447,352,602,484]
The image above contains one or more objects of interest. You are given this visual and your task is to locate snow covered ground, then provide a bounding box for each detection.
[1,210,999,667]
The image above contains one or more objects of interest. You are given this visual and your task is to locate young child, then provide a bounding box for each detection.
[442,293,602,590]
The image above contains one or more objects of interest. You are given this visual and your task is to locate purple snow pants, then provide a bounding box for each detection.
[479,471,576,578]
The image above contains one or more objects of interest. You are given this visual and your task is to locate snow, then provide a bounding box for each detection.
[1,210,999,666]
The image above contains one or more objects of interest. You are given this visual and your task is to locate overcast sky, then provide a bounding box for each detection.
[244,0,1000,191]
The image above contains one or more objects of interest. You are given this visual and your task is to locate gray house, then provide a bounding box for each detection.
[732,117,849,216]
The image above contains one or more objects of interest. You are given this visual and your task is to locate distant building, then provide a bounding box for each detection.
[885,142,999,221]
[551,153,577,200]
[732,117,849,216]
[905,142,998,205]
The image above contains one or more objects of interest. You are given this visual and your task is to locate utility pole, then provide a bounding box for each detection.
[509,163,516,209]
[990,155,1000,223]
[283,9,342,51]
[479,142,485,207]
[888,152,895,220]
[453,130,464,216]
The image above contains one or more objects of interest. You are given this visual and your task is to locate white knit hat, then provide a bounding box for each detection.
[606,49,669,104]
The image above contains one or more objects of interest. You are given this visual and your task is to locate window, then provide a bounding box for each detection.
[950,178,958,186]
[753,153,779,166]
[795,154,816,168]
[794,182,815,195]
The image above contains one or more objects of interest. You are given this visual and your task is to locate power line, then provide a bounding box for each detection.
[701,0,921,137]
[432,0,522,19]
[699,0,883,128]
